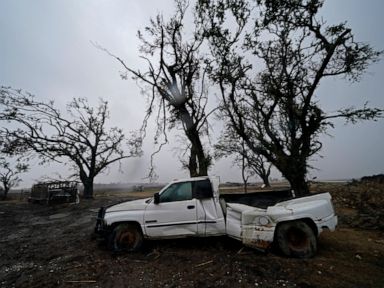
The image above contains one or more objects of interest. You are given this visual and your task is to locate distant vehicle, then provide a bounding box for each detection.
[95,176,337,258]
[29,181,79,204]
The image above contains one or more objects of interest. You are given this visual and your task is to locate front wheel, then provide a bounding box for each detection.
[108,223,143,252]
[275,221,317,258]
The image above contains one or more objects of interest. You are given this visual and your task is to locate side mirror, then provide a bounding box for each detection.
[154,192,160,204]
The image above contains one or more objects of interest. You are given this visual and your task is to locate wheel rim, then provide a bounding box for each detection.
[286,226,309,250]
[116,228,138,250]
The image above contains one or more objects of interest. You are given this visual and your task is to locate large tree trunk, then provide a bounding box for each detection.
[179,105,209,177]
[241,151,248,193]
[284,166,309,197]
[79,168,94,199]
[80,169,94,199]
[1,190,7,201]
[261,174,271,188]
[289,178,309,197]
[1,182,9,200]
[272,154,309,197]
[188,147,198,177]
[242,172,248,193]
[261,164,271,187]
[196,147,208,176]
[82,179,94,199]
[186,128,209,177]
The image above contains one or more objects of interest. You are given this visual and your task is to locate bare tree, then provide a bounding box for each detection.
[248,154,272,189]
[98,0,213,178]
[0,157,28,200]
[0,87,142,198]
[215,127,271,191]
[197,0,383,196]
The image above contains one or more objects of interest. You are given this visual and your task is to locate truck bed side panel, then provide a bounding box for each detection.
[196,198,226,236]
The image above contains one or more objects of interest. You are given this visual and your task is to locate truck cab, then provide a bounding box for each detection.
[145,176,225,238]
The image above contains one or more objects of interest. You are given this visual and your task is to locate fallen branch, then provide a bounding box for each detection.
[65,280,97,283]
[195,260,213,268]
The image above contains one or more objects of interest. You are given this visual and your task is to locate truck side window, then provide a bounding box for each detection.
[159,182,192,203]
[192,179,213,199]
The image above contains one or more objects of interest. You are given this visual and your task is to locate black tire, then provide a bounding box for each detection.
[275,220,317,258]
[108,223,143,252]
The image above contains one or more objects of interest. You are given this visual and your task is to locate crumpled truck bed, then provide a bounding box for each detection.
[225,192,338,250]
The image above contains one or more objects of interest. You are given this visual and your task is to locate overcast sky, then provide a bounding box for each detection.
[0,0,383,187]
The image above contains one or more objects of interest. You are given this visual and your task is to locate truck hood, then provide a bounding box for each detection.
[105,198,151,213]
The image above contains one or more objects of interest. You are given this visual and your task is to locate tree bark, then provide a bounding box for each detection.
[82,179,94,199]
[186,127,209,177]
[79,170,92,199]
[261,175,270,188]
[188,147,198,177]
[2,182,9,200]
[241,150,248,193]
[260,164,271,187]
[285,168,309,197]
[196,147,209,176]
[79,168,94,199]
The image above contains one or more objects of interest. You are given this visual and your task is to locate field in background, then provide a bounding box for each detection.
[9,178,356,201]
[6,180,293,201]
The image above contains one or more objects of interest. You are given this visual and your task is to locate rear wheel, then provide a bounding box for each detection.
[275,221,317,258]
[108,223,143,252]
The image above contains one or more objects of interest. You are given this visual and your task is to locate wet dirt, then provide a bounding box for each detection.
[1,185,384,288]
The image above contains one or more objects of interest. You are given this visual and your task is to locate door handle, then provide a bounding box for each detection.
[187,205,195,209]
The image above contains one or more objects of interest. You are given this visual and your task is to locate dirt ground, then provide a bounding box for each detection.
[1,182,384,288]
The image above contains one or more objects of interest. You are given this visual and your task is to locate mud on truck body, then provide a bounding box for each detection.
[95,176,337,258]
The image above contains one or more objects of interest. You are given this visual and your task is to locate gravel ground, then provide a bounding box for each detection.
[1,184,384,288]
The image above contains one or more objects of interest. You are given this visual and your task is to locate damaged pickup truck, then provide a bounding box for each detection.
[95,176,337,258]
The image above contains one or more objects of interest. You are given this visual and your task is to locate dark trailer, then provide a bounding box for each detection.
[29,181,79,204]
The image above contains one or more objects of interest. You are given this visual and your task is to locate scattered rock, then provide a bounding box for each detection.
[48,212,70,220]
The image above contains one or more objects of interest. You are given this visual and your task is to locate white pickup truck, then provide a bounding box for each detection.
[95,176,337,258]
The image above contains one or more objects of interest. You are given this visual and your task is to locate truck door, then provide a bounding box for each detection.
[144,181,197,237]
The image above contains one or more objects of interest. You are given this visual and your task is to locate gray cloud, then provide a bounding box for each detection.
[0,0,383,187]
